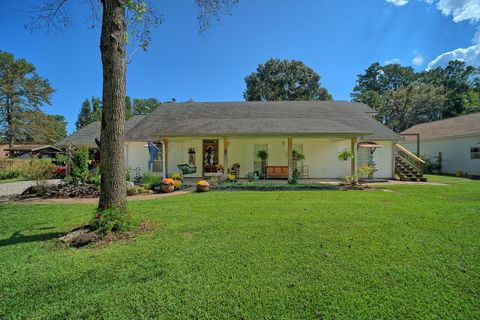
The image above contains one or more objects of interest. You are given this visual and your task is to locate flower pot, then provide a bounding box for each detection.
[160,184,175,193]
[196,184,210,192]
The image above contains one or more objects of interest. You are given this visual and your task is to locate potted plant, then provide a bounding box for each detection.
[160,178,175,193]
[246,172,257,182]
[338,150,354,161]
[197,180,210,192]
[256,150,268,179]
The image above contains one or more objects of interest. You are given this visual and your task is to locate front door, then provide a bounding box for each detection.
[203,139,219,175]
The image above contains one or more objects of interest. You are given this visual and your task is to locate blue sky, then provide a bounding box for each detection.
[1,0,478,133]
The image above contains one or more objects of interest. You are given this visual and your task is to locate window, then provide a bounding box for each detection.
[254,144,268,173]
[471,147,480,159]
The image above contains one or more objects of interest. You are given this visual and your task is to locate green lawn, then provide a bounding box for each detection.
[1,176,479,319]
[0,177,27,184]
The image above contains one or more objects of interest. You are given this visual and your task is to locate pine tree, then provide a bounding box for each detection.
[76,99,92,129]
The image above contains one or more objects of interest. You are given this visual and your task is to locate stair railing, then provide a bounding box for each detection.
[395,144,425,173]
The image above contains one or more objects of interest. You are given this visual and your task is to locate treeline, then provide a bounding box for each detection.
[351,60,480,132]
[75,97,164,129]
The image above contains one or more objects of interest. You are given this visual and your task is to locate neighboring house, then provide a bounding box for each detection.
[123,101,405,179]
[2,144,62,159]
[401,112,480,177]
[0,145,9,159]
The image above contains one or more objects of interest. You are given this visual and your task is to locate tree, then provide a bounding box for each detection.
[16,110,67,144]
[351,62,416,110]
[419,60,476,117]
[0,51,54,147]
[132,97,161,114]
[28,0,238,214]
[244,58,332,101]
[125,96,133,119]
[91,96,102,121]
[379,83,446,132]
[76,98,92,129]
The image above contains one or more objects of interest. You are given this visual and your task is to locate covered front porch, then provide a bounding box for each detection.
[153,135,394,180]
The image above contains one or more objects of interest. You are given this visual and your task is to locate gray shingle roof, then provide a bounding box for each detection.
[55,115,146,148]
[126,101,402,141]
[401,112,480,141]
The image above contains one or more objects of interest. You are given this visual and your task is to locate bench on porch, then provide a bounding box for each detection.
[266,166,288,179]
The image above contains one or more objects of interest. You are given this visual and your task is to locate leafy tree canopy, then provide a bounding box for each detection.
[0,51,54,146]
[75,96,163,130]
[351,60,480,131]
[244,58,332,101]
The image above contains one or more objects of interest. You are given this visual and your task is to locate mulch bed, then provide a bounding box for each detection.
[19,183,100,200]
[59,220,155,248]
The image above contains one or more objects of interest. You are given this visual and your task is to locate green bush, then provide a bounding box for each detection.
[140,172,162,187]
[91,209,137,234]
[86,166,101,187]
[0,170,19,180]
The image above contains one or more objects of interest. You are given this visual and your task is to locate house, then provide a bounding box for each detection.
[401,112,480,177]
[124,101,410,180]
[2,144,62,159]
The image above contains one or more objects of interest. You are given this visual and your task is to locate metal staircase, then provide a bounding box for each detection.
[394,144,427,182]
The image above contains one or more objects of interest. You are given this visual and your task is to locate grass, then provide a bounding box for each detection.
[0,177,27,184]
[0,175,479,319]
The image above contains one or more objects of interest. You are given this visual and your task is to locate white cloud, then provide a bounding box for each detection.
[427,44,480,69]
[386,0,409,6]
[385,58,401,64]
[385,0,480,22]
[412,50,425,66]
[436,0,480,23]
[387,0,480,68]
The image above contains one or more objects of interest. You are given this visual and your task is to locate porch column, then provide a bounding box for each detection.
[288,137,293,181]
[351,138,357,176]
[162,138,168,178]
[223,137,229,179]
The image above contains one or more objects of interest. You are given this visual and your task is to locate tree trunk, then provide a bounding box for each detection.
[6,98,14,148]
[98,0,127,211]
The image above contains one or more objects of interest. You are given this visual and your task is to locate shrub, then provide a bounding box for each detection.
[25,159,56,195]
[86,166,101,187]
[140,172,162,186]
[170,172,182,181]
[0,170,19,180]
[91,209,136,234]
[140,183,152,190]
[68,146,90,184]
[0,159,32,179]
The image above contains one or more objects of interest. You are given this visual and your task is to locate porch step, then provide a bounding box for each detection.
[394,153,426,182]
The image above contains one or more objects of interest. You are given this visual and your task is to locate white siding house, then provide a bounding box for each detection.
[124,101,402,179]
[401,112,480,177]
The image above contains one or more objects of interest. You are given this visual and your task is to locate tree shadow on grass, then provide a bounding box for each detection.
[0,230,65,247]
